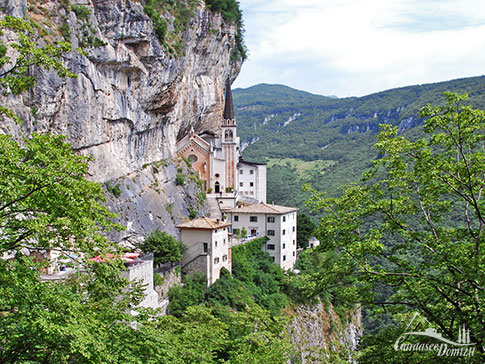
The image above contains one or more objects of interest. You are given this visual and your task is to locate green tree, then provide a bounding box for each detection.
[167,271,207,317]
[0,16,76,121]
[0,133,120,255]
[305,92,485,362]
[140,229,186,265]
[296,213,316,248]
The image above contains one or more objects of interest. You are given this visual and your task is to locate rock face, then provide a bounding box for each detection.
[287,301,362,363]
[1,0,241,181]
[0,0,242,240]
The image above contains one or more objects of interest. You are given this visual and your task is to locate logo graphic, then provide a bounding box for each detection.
[394,313,476,357]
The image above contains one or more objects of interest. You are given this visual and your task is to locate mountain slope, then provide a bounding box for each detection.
[233,76,485,212]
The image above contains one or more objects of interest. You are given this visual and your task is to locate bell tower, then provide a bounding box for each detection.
[221,81,239,191]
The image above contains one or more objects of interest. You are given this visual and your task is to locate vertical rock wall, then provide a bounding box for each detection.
[0,0,242,241]
[287,301,362,363]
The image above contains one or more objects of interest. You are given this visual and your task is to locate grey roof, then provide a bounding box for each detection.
[223,81,235,120]
[227,203,298,215]
[177,217,231,230]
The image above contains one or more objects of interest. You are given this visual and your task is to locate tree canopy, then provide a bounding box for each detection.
[140,229,186,265]
[305,92,485,362]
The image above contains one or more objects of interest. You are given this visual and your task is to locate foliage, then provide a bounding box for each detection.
[205,0,247,60]
[206,267,253,309]
[296,213,316,248]
[0,133,120,254]
[140,229,186,265]
[231,238,287,315]
[143,3,168,42]
[0,256,152,364]
[305,93,485,361]
[154,272,164,286]
[143,0,200,56]
[0,16,76,121]
[71,4,91,20]
[59,22,70,41]
[234,78,485,213]
[176,171,185,185]
[188,207,198,219]
[105,181,122,197]
[167,271,207,317]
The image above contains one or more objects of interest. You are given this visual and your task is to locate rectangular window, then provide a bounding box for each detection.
[267,244,275,250]
[250,182,254,187]
[233,228,240,234]
[223,239,226,245]
[283,255,286,261]
[267,230,275,236]
[293,239,296,245]
[203,242,208,253]
[293,251,296,256]
[223,254,227,262]
[214,257,220,264]
[239,170,243,174]
[267,217,275,223]
[240,182,243,187]
[250,170,254,175]
[234,215,239,222]
[283,216,286,222]
[250,216,258,222]
[215,241,218,247]
[271,256,275,262]
[293,226,295,232]
[282,229,286,235]
[250,191,254,195]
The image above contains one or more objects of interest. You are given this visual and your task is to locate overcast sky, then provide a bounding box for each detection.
[232,0,485,97]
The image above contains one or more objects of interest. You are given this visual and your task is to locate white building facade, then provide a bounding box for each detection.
[227,203,298,270]
[177,217,232,285]
[238,160,267,203]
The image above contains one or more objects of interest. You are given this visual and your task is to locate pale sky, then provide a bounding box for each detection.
[232,0,485,97]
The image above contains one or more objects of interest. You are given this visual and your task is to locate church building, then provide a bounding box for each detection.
[176,83,266,205]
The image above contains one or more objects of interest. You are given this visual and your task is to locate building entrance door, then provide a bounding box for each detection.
[215,182,220,193]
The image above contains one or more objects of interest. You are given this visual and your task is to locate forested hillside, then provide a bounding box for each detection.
[234,77,485,212]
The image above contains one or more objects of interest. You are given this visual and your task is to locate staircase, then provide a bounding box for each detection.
[206,194,222,219]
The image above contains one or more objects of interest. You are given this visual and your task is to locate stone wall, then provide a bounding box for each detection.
[154,265,181,315]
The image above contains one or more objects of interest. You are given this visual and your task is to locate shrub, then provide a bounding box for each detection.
[175,172,185,185]
[189,207,197,219]
[59,22,70,41]
[140,229,186,265]
[167,272,206,317]
[105,182,122,198]
[71,4,91,21]
[154,273,164,286]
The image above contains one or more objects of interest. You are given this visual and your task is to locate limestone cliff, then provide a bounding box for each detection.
[287,301,362,363]
[0,0,242,242]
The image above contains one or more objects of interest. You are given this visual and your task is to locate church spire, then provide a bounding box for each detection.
[223,80,235,121]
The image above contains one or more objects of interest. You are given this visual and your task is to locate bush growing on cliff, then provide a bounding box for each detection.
[205,0,247,60]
